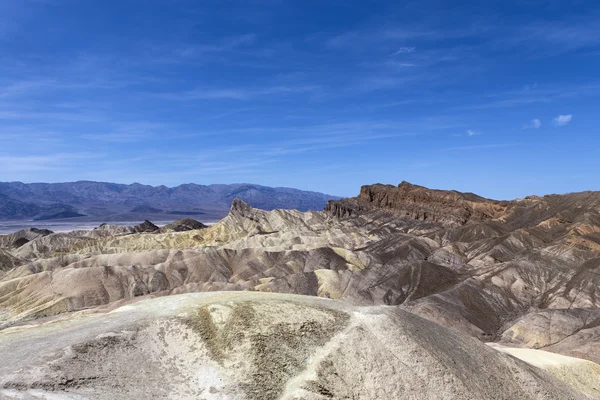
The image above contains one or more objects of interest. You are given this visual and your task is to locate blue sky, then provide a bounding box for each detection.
[0,0,599,199]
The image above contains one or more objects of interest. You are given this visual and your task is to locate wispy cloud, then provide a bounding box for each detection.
[261,132,409,156]
[553,114,572,127]
[455,83,600,110]
[509,20,600,55]
[524,118,541,129]
[442,144,514,151]
[325,26,443,52]
[453,129,480,137]
[188,121,411,138]
[76,157,279,185]
[393,47,416,55]
[209,122,416,156]
[80,132,148,143]
[173,33,257,58]
[0,2,597,193]
[156,85,319,101]
[0,76,146,100]
[0,153,104,173]
[0,80,53,99]
[80,122,164,142]
[383,61,417,68]
[351,71,437,92]
[0,108,104,122]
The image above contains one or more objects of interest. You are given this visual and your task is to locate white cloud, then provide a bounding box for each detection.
[384,61,416,68]
[452,129,480,137]
[393,47,416,55]
[157,85,319,101]
[442,143,514,151]
[553,114,572,127]
[524,118,541,129]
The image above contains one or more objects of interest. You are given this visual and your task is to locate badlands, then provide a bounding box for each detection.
[1,181,600,399]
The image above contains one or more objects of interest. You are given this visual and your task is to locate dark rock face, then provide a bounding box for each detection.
[133,220,160,233]
[34,211,86,220]
[0,227,53,249]
[161,218,207,232]
[326,181,507,226]
[11,238,29,248]
[0,194,77,221]
[0,249,19,271]
[230,198,254,216]
[327,181,600,230]
[129,205,164,213]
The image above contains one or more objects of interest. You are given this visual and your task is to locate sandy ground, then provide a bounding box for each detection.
[489,344,600,398]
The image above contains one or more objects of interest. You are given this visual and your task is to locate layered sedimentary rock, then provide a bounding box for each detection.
[2,181,600,398]
[326,181,507,225]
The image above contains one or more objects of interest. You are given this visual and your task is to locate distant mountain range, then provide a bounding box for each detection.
[0,181,339,221]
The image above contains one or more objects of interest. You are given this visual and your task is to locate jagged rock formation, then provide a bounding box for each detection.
[0,292,596,400]
[0,228,53,249]
[2,181,600,398]
[132,220,160,233]
[327,181,600,231]
[87,223,137,237]
[326,181,507,225]
[325,182,600,361]
[161,218,207,232]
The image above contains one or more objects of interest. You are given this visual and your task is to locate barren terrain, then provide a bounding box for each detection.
[2,181,600,398]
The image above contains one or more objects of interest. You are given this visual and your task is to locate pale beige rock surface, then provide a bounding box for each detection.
[1,292,597,400]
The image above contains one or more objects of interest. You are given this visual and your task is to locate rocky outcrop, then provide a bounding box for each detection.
[326,181,600,232]
[87,223,137,237]
[0,228,53,249]
[326,181,507,226]
[161,218,207,232]
[133,220,159,233]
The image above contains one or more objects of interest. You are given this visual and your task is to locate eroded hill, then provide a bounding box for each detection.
[1,292,598,400]
[1,181,600,398]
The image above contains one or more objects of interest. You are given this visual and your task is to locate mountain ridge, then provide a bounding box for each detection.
[0,180,340,220]
[327,180,600,228]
